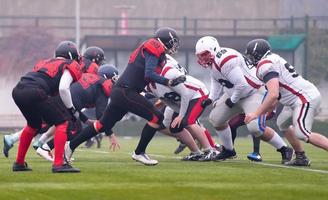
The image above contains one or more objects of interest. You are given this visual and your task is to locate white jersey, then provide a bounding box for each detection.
[147,56,209,117]
[209,47,262,103]
[256,53,320,106]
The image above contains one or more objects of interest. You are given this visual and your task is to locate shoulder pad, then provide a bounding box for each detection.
[143,38,165,58]
[102,79,113,97]
[65,60,82,81]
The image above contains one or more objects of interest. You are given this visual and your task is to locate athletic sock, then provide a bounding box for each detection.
[16,126,37,165]
[11,130,23,143]
[230,126,237,144]
[203,129,216,147]
[252,135,261,153]
[53,122,68,167]
[267,132,287,149]
[215,126,234,151]
[70,125,98,150]
[135,124,157,155]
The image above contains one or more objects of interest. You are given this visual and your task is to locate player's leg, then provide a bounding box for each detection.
[228,114,246,144]
[283,126,311,166]
[293,97,328,151]
[3,129,23,158]
[209,94,240,160]
[11,84,48,171]
[242,92,293,164]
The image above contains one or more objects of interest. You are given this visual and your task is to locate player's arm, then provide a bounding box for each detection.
[95,94,113,136]
[144,51,185,86]
[144,51,170,85]
[209,74,223,102]
[225,66,248,106]
[253,74,280,117]
[59,69,74,109]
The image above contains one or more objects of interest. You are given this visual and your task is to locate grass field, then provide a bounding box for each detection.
[0,136,327,200]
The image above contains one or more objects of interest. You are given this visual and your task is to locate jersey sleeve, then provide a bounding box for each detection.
[143,38,165,58]
[256,59,276,81]
[65,60,82,81]
[209,73,223,101]
[219,55,238,77]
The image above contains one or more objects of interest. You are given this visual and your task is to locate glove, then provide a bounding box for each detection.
[225,98,235,108]
[78,111,89,123]
[68,107,79,121]
[168,75,186,87]
[201,98,212,108]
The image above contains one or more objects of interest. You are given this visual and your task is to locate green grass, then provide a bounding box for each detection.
[0,136,327,200]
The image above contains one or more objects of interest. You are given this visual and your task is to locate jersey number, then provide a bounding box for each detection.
[163,92,181,102]
[284,63,299,78]
[216,49,227,59]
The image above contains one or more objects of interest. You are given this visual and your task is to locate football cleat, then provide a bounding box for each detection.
[181,152,203,161]
[212,148,237,161]
[52,163,80,173]
[174,143,187,154]
[36,144,54,162]
[247,152,262,162]
[3,135,14,158]
[12,162,32,172]
[277,146,294,164]
[198,149,219,161]
[132,152,158,166]
[64,142,74,163]
[284,154,311,167]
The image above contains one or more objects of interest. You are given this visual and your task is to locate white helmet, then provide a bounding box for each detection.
[195,36,221,68]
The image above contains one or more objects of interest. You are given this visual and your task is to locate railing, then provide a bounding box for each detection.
[0,16,327,38]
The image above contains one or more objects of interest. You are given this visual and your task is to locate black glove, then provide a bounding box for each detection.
[225,98,235,108]
[168,75,186,87]
[68,107,79,121]
[78,111,89,123]
[201,98,212,108]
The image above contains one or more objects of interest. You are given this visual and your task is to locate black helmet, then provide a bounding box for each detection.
[97,64,119,82]
[245,39,271,65]
[55,41,80,62]
[154,27,180,55]
[83,46,106,65]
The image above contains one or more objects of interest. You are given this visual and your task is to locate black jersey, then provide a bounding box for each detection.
[22,58,82,96]
[70,73,113,119]
[116,38,167,93]
[80,57,99,74]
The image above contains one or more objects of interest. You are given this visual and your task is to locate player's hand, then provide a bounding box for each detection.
[85,119,95,126]
[68,107,79,121]
[109,134,120,151]
[201,98,212,108]
[225,98,235,108]
[171,115,183,128]
[244,112,258,124]
[168,75,186,87]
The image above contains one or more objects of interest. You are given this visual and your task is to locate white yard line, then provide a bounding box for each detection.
[77,149,328,174]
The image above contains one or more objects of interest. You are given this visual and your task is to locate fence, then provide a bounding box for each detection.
[0,16,328,38]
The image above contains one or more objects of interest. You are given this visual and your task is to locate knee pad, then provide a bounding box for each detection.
[246,120,264,137]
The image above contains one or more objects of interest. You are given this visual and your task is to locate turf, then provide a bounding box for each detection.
[0,136,327,200]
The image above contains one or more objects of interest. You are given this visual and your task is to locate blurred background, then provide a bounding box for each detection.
[0,0,328,133]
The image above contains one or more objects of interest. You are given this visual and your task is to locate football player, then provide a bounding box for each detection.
[244,39,328,165]
[11,41,82,173]
[195,36,294,163]
[146,55,218,161]
[35,64,120,162]
[64,27,185,166]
